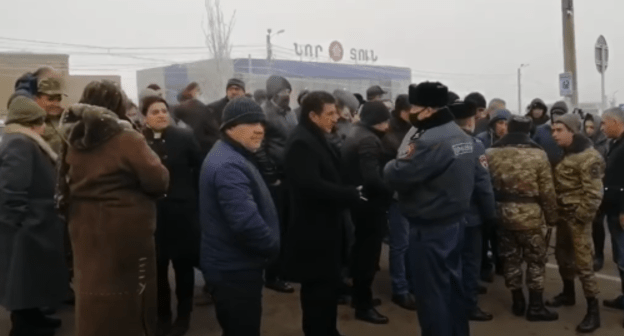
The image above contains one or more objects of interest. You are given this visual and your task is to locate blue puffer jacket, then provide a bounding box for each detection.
[533,122,564,165]
[199,138,280,277]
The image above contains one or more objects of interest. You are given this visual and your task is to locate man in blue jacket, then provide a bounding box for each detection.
[384,82,478,336]
[199,98,280,336]
[449,100,497,322]
[533,101,568,165]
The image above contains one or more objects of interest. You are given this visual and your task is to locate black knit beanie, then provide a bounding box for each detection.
[360,101,390,126]
[266,76,292,100]
[220,97,266,130]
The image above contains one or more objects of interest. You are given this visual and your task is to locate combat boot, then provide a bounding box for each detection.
[577,297,600,333]
[546,280,575,307]
[511,289,526,316]
[526,291,558,321]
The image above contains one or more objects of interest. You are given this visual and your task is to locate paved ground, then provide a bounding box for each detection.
[2,238,623,336]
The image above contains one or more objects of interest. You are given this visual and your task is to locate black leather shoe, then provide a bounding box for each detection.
[526,291,558,322]
[392,294,417,311]
[355,308,389,325]
[468,307,493,321]
[39,316,62,329]
[603,295,624,310]
[265,280,295,293]
[478,285,487,295]
[351,298,381,309]
[546,280,575,307]
[39,308,56,316]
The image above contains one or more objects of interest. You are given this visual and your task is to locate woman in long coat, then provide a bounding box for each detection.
[57,81,169,336]
[0,96,68,336]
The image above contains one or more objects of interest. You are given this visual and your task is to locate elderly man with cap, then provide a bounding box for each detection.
[366,85,386,102]
[341,101,393,324]
[448,100,497,322]
[384,82,479,336]
[257,75,298,293]
[546,113,604,333]
[600,108,624,326]
[486,116,559,322]
[533,101,569,165]
[33,77,66,154]
[199,97,280,336]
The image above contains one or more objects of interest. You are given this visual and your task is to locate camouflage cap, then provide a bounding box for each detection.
[38,78,66,96]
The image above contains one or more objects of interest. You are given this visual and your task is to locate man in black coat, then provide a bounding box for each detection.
[341,102,393,324]
[283,91,363,336]
[258,76,299,293]
[599,108,624,325]
[141,96,204,336]
[173,85,219,159]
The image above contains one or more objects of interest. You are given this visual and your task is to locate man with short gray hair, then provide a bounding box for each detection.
[598,108,624,326]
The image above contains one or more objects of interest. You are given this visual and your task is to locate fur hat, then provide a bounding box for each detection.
[409,82,448,108]
[464,92,486,109]
[447,91,460,105]
[448,100,477,120]
[508,115,533,134]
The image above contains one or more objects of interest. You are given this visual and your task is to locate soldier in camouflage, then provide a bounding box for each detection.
[34,77,67,154]
[547,114,605,334]
[486,116,559,322]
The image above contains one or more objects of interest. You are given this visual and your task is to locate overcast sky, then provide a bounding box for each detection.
[0,0,621,111]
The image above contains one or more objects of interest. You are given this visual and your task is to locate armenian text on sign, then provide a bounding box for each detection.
[294,41,378,63]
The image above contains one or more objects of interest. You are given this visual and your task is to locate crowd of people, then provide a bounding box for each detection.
[0,65,623,336]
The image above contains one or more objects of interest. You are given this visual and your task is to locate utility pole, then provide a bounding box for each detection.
[562,0,579,107]
[266,29,272,61]
[517,64,529,114]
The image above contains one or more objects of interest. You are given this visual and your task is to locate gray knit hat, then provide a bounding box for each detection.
[554,113,581,133]
[220,97,266,130]
[6,96,46,125]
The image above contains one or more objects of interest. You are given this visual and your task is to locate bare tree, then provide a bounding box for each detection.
[202,0,236,101]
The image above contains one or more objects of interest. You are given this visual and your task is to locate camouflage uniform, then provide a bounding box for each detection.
[553,135,605,298]
[38,77,66,154]
[487,133,558,292]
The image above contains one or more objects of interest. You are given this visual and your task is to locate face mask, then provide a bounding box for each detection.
[409,109,427,128]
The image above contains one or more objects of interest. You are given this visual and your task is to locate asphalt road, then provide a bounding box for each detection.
[1,238,623,336]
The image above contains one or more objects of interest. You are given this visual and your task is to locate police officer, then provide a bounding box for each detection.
[448,101,496,322]
[547,114,605,333]
[384,82,477,336]
[487,116,559,322]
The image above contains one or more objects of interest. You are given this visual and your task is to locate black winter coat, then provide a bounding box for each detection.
[144,126,203,259]
[602,133,624,215]
[283,117,360,282]
[341,123,393,209]
[173,98,220,158]
[206,96,229,128]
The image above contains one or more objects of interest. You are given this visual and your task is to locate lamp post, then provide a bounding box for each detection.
[518,63,529,114]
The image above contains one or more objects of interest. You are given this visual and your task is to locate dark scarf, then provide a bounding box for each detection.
[492,132,543,149]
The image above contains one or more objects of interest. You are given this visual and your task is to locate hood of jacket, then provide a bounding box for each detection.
[583,113,607,142]
[489,109,512,128]
[61,104,133,151]
[525,98,549,125]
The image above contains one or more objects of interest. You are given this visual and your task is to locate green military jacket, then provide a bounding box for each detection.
[487,133,559,230]
[553,134,605,224]
[42,116,63,155]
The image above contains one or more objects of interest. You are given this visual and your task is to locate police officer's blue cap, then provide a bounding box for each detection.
[409,82,448,108]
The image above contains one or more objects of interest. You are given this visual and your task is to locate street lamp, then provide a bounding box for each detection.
[267,28,285,61]
[518,63,529,114]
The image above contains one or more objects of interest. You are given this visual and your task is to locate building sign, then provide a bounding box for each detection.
[294,41,378,63]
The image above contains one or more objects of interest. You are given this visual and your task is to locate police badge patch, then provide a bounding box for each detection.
[479,155,489,169]
[399,143,416,160]
[452,142,473,156]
